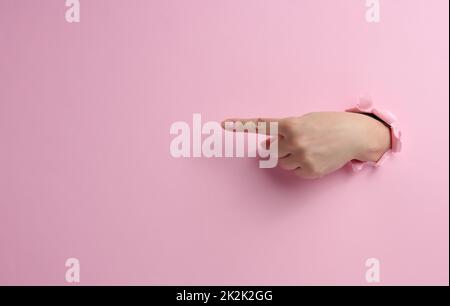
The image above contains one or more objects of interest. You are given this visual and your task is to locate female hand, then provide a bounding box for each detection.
[223,112,391,179]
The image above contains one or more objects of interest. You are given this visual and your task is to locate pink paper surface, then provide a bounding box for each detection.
[0,0,448,285]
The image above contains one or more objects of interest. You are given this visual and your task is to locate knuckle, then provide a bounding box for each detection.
[309,165,325,178]
[293,168,316,179]
[301,153,315,167]
[279,118,298,134]
[278,159,294,171]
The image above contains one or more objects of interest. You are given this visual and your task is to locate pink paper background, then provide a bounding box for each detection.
[0,0,448,285]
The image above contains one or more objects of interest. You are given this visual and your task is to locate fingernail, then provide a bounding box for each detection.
[222,120,234,130]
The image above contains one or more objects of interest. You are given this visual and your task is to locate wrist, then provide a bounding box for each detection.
[354,114,392,162]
